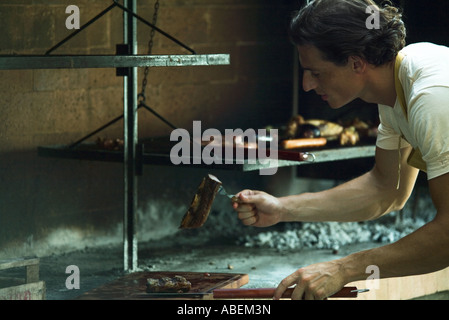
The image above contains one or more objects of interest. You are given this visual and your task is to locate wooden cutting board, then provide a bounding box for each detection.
[76,271,249,300]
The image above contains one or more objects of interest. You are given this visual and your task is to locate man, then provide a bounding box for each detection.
[232,0,449,300]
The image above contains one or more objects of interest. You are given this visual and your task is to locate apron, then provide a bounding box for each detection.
[393,53,427,189]
[394,53,427,169]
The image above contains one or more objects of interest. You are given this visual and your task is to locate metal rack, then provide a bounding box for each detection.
[1,0,230,272]
[37,143,375,172]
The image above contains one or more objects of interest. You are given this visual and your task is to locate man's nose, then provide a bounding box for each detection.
[302,72,317,92]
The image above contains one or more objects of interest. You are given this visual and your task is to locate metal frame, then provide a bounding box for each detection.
[123,0,138,273]
[0,54,230,70]
[0,0,230,272]
[38,144,376,171]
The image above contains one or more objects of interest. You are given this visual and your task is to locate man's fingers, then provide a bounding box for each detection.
[241,215,258,226]
[237,206,258,226]
[237,210,255,220]
[303,290,315,300]
[236,190,264,203]
[234,202,255,211]
[273,275,297,300]
[290,285,307,300]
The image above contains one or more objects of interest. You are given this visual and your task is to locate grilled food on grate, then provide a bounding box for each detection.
[146,275,192,293]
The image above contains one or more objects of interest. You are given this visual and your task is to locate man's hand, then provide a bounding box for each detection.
[232,190,284,227]
[273,260,347,300]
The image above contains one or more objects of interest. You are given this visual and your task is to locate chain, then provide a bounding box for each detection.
[138,0,160,103]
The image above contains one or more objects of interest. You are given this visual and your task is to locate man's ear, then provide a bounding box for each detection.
[349,56,366,74]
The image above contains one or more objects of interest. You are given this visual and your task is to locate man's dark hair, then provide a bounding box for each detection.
[289,0,406,66]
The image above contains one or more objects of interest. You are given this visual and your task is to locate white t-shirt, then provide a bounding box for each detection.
[376,42,449,180]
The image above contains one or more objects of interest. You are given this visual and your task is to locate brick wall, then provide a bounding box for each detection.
[0,0,295,256]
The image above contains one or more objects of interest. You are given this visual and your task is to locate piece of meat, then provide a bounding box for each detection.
[179,174,223,229]
[304,119,344,139]
[297,124,321,139]
[283,115,343,141]
[146,275,192,293]
[339,127,360,146]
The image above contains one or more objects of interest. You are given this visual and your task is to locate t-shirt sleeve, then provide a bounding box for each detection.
[409,86,449,180]
[376,105,410,150]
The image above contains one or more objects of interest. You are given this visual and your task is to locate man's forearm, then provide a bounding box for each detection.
[341,172,449,285]
[278,170,410,223]
[340,214,449,282]
[277,147,419,224]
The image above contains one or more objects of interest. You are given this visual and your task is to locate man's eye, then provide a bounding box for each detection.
[311,72,320,78]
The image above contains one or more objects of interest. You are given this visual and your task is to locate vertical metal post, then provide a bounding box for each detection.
[123,0,138,272]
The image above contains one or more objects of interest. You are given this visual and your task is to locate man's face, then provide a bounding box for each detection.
[298,45,365,109]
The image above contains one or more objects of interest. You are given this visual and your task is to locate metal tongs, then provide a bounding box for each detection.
[217,185,239,202]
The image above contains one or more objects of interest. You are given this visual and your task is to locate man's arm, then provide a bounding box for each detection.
[235,146,419,226]
[279,146,419,222]
[341,171,449,280]
[273,153,449,300]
